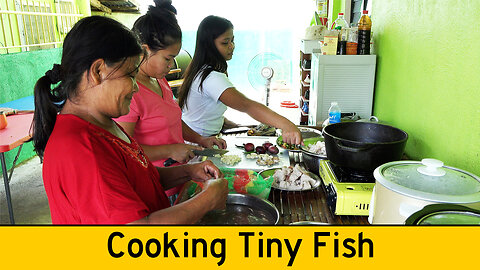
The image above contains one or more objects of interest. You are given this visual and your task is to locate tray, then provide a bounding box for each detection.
[207,136,290,172]
[259,167,322,191]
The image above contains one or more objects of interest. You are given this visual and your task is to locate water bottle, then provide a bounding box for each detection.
[328,102,341,124]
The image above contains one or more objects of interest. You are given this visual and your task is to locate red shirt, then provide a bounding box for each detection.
[42,114,170,224]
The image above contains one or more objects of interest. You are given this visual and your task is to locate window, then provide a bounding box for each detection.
[0,0,83,54]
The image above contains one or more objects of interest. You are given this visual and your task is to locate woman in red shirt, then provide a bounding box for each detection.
[116,0,226,198]
[32,16,228,224]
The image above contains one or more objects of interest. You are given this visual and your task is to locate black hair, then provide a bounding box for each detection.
[32,16,143,158]
[132,0,182,52]
[178,15,233,109]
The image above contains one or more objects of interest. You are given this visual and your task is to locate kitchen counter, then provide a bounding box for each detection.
[268,151,369,225]
[176,133,370,225]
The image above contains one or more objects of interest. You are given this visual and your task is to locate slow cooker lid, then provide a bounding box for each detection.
[375,159,480,202]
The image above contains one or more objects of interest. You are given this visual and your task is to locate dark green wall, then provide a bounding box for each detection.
[0,48,62,173]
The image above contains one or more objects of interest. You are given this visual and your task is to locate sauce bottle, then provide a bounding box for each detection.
[357,10,372,55]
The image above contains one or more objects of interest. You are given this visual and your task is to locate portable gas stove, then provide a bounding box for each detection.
[318,160,375,216]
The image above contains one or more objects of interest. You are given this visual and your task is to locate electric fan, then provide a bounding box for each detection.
[247,52,290,106]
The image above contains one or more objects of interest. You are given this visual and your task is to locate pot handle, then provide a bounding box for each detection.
[335,139,373,152]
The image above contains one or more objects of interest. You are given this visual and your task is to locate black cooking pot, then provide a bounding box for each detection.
[323,122,408,172]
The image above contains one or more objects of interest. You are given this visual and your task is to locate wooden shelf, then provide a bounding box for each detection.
[301,80,310,87]
[301,96,309,102]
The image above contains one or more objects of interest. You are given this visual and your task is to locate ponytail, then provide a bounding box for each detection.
[33,64,64,158]
[32,16,142,158]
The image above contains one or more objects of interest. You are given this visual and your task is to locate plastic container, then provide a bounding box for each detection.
[357,10,372,55]
[333,13,349,30]
[328,102,341,124]
[346,27,358,55]
[333,13,349,55]
[0,112,7,130]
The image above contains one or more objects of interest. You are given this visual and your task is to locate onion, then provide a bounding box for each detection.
[255,146,266,154]
[267,145,279,155]
[244,143,255,152]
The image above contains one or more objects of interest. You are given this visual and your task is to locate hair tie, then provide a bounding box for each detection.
[45,64,62,84]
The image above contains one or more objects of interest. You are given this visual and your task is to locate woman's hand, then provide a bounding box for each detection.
[186,160,223,181]
[198,136,227,149]
[168,144,203,163]
[281,124,303,145]
[202,178,228,211]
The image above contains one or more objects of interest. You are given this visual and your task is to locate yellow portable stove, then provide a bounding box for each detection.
[318,159,375,216]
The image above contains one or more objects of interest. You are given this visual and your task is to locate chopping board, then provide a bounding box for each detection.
[207,136,291,172]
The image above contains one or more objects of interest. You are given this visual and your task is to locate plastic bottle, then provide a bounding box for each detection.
[328,102,341,124]
[333,13,349,55]
[357,10,372,55]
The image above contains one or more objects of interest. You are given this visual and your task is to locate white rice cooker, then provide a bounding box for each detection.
[369,158,480,224]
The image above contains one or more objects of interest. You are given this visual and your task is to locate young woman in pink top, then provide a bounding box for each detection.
[116,0,226,197]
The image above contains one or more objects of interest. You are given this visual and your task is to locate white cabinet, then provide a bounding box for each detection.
[308,54,376,126]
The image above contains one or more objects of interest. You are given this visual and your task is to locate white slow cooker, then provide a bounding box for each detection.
[369,158,480,224]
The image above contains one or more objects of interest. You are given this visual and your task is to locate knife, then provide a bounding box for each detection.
[192,148,229,157]
[163,148,229,167]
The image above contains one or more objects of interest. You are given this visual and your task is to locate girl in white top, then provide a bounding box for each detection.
[179,15,302,145]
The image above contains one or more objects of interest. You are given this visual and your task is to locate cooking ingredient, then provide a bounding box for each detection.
[244,143,255,152]
[357,10,371,55]
[220,154,242,166]
[271,165,317,190]
[306,141,326,155]
[246,153,280,166]
[267,145,279,154]
[256,154,280,166]
[255,146,266,154]
[263,142,273,149]
[328,101,341,124]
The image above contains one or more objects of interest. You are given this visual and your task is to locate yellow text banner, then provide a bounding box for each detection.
[0,226,477,269]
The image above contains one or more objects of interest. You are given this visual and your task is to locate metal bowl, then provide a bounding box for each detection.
[290,221,329,225]
[300,138,327,176]
[197,194,279,225]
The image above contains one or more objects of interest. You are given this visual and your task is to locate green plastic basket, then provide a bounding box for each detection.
[186,168,274,200]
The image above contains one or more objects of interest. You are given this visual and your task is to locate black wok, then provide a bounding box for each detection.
[323,122,408,172]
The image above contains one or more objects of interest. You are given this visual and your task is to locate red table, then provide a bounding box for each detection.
[0,113,34,224]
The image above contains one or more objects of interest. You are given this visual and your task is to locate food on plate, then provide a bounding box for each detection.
[219,154,242,166]
[244,143,255,152]
[245,153,280,166]
[247,124,276,136]
[306,141,327,155]
[271,165,317,190]
[256,154,280,166]
[277,136,299,150]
